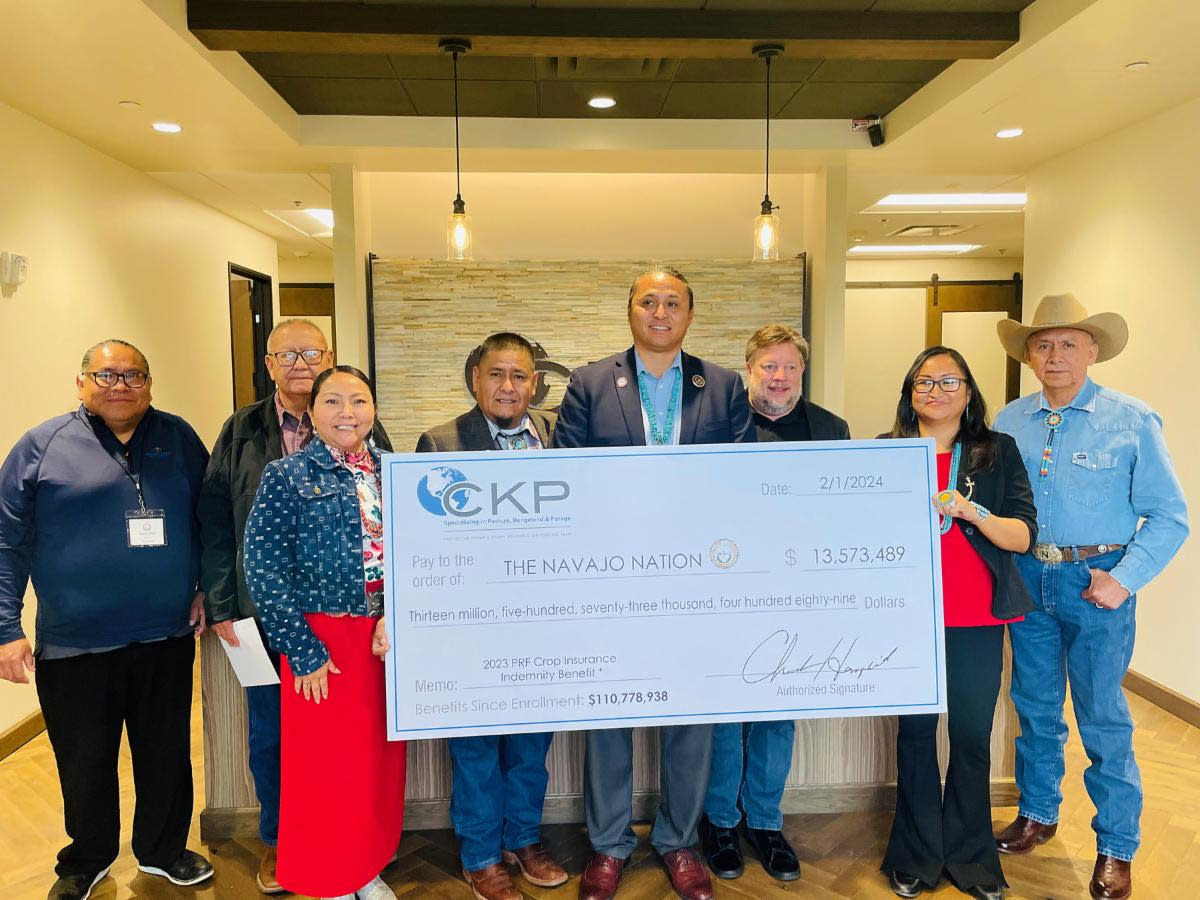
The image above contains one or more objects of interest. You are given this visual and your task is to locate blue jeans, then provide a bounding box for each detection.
[704,720,795,830]
[1010,549,1140,861]
[448,732,554,871]
[245,681,281,847]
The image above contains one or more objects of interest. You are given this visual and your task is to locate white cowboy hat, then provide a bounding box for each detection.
[997,293,1128,363]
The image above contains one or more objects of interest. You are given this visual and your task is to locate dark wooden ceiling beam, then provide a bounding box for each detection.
[188,3,1018,61]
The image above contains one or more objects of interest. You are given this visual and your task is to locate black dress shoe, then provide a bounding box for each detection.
[48,867,110,900]
[698,815,743,879]
[964,884,1004,900]
[137,849,214,886]
[744,827,800,881]
[888,870,923,898]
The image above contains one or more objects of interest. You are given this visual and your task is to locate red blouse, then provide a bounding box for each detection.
[938,452,1023,627]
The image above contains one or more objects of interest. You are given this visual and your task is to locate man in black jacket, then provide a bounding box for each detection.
[197,319,391,893]
[700,323,850,885]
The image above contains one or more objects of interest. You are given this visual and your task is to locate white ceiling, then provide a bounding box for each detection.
[0,0,1197,262]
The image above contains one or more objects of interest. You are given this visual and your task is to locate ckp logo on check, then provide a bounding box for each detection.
[417,466,571,518]
[710,539,739,569]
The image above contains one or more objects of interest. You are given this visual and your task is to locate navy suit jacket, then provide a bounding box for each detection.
[553,347,756,448]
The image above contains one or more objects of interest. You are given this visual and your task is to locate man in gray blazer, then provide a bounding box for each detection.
[415,332,564,900]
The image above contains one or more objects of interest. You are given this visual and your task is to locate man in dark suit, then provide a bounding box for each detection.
[699,323,850,885]
[415,332,565,900]
[554,268,755,900]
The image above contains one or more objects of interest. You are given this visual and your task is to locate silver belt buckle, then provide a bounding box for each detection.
[1034,542,1063,564]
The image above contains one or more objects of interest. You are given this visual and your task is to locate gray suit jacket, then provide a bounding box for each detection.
[414,404,556,453]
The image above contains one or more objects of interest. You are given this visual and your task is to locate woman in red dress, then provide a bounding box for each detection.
[880,347,1037,900]
[246,365,406,899]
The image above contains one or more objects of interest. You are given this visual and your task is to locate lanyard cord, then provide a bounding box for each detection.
[78,409,148,511]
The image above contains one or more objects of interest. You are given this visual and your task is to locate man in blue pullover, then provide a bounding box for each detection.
[0,339,213,900]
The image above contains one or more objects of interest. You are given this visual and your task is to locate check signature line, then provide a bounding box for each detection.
[411,607,857,628]
[705,666,921,679]
[485,569,770,585]
[462,677,661,690]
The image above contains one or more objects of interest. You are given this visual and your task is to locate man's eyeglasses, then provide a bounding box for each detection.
[86,370,149,388]
[913,377,965,394]
[270,349,327,366]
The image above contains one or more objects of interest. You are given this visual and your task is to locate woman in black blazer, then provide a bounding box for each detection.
[880,346,1037,900]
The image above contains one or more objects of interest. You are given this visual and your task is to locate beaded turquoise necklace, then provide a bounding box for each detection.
[936,441,963,535]
[637,369,681,445]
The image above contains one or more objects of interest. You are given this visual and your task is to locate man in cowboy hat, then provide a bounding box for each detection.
[992,294,1188,900]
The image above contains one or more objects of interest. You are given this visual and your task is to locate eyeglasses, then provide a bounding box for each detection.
[270,349,327,366]
[913,377,964,394]
[86,370,149,388]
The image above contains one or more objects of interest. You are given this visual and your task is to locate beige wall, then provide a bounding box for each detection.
[367,172,808,261]
[1024,94,1200,702]
[278,253,334,284]
[842,258,1024,439]
[0,100,279,732]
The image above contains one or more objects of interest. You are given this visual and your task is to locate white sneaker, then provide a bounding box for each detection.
[322,895,354,900]
[356,875,397,899]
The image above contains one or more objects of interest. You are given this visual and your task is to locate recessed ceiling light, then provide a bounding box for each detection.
[306,208,334,230]
[118,100,142,110]
[848,244,982,255]
[152,121,182,134]
[865,193,1026,213]
[1125,60,1151,71]
[588,96,616,109]
[995,127,1024,139]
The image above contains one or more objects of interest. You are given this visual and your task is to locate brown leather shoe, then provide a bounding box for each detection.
[1089,854,1132,900]
[464,862,522,900]
[995,815,1058,855]
[256,846,283,894]
[503,843,568,887]
[660,849,715,900]
[579,853,625,900]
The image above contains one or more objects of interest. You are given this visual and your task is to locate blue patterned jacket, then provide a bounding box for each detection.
[244,438,380,675]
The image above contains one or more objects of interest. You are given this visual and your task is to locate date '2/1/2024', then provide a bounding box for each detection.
[785,546,907,567]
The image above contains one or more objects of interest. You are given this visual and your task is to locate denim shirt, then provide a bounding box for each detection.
[244,438,380,676]
[994,378,1188,594]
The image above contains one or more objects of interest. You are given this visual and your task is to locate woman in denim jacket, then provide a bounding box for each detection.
[246,365,404,900]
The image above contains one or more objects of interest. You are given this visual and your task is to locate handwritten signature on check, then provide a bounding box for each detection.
[741,630,899,684]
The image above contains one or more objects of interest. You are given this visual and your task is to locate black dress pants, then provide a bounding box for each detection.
[35,635,196,878]
[882,625,1006,891]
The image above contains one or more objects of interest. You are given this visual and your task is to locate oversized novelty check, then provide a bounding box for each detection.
[382,439,946,741]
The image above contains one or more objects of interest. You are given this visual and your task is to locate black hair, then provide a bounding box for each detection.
[627,266,694,310]
[309,365,374,407]
[80,339,149,374]
[476,332,536,367]
[890,345,997,473]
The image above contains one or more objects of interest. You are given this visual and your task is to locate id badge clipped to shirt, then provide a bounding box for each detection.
[126,509,168,548]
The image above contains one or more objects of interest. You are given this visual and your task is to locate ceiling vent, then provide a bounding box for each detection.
[887,224,974,238]
[540,57,677,80]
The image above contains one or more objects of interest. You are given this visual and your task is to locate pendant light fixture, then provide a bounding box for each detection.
[441,38,473,261]
[752,44,783,261]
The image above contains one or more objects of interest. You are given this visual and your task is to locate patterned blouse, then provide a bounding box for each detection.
[329,443,384,616]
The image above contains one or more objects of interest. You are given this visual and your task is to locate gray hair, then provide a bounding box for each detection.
[80,339,149,374]
[268,318,328,350]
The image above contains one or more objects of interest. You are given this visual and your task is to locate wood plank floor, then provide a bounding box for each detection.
[2,674,1197,899]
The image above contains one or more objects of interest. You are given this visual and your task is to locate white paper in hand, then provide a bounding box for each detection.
[218,619,280,687]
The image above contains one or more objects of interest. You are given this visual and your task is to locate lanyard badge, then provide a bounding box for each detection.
[126,508,167,548]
